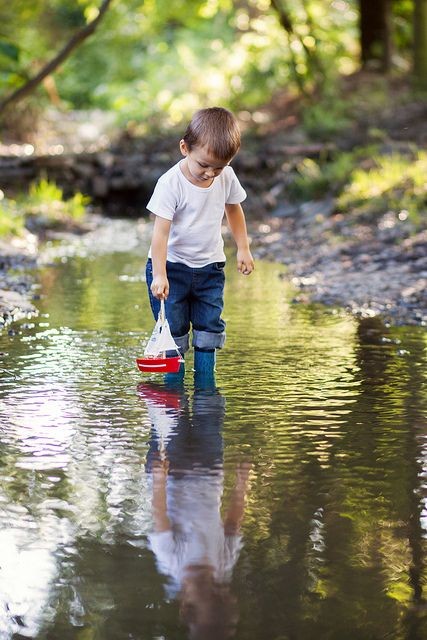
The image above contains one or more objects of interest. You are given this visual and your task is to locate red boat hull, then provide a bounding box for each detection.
[136,355,182,373]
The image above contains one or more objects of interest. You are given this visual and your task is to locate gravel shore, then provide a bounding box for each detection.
[0,235,38,332]
[249,201,426,326]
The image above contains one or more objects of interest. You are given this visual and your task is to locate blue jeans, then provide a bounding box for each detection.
[144,387,225,475]
[145,259,226,353]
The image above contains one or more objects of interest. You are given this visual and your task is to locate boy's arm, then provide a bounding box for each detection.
[151,215,172,299]
[224,462,252,535]
[225,203,254,275]
[152,460,171,532]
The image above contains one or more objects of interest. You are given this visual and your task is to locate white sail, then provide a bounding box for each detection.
[144,316,162,356]
[145,401,179,449]
[144,301,180,357]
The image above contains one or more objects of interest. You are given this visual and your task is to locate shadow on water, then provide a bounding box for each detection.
[0,226,426,639]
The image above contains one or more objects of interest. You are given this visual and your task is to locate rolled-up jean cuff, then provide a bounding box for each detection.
[192,330,226,350]
[174,333,190,353]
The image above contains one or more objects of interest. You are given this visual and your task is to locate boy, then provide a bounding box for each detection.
[145,107,254,374]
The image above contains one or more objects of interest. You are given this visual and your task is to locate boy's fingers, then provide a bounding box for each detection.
[239,261,254,275]
[151,281,169,299]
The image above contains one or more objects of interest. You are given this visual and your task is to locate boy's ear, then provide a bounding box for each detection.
[180,139,189,156]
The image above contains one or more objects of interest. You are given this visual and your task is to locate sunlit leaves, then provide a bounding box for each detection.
[0,0,420,128]
[338,151,427,225]
[0,197,25,236]
[0,0,361,124]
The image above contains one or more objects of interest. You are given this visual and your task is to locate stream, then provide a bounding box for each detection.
[0,219,426,639]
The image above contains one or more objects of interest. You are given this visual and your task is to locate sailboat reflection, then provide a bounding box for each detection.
[138,379,251,640]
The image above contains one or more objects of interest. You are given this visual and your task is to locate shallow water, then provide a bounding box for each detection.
[0,221,426,639]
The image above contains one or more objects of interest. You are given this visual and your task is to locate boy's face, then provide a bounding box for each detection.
[180,141,230,186]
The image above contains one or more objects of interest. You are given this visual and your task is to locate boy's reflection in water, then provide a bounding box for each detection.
[139,375,251,640]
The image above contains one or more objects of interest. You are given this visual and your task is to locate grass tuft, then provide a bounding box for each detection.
[24,178,90,222]
[337,151,427,225]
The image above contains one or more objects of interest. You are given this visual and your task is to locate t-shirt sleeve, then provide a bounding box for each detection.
[146,176,177,220]
[148,531,180,573]
[223,534,244,573]
[225,167,247,205]
[148,530,188,590]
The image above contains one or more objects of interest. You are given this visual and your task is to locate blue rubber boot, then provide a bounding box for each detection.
[194,348,216,390]
[164,359,185,388]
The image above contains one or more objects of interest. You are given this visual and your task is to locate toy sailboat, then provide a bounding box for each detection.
[136,299,183,373]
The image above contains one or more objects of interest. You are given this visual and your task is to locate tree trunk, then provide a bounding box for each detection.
[414,0,427,88]
[359,0,392,72]
[0,0,112,115]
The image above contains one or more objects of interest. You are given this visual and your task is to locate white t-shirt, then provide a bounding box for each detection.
[148,473,243,599]
[146,161,247,268]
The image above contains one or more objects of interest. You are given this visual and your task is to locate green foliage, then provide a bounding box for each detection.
[0,38,24,93]
[57,0,295,127]
[0,198,25,236]
[0,0,419,131]
[302,97,352,139]
[289,145,426,229]
[393,0,414,53]
[23,177,90,222]
[28,177,64,204]
[0,0,363,129]
[0,40,20,62]
[290,147,377,200]
[0,178,90,237]
[338,151,427,225]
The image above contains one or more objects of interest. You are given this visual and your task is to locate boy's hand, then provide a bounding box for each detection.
[151,274,169,299]
[237,248,254,275]
[152,456,169,479]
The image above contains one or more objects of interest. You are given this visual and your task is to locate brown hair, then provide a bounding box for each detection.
[180,575,238,640]
[183,107,241,161]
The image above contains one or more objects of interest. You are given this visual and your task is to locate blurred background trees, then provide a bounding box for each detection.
[0,0,425,133]
[0,1,426,238]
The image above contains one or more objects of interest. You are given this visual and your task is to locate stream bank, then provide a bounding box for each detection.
[1,203,425,333]
[0,234,38,332]
[249,203,426,326]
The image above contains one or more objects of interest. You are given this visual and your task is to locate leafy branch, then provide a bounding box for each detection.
[0,0,112,114]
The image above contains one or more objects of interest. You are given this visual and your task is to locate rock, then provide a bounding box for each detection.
[92,175,109,197]
[0,289,36,319]
[300,197,335,220]
[271,203,300,218]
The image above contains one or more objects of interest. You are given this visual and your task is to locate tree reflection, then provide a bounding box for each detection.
[139,378,252,640]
